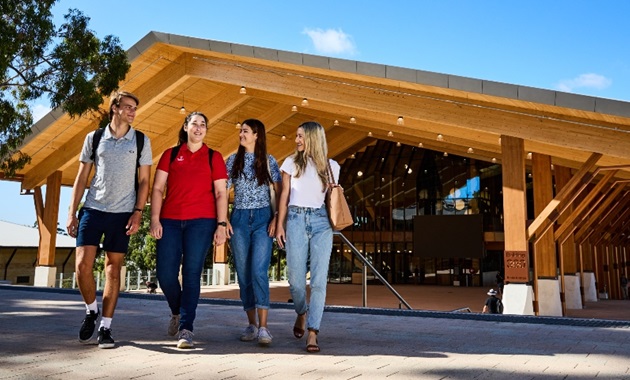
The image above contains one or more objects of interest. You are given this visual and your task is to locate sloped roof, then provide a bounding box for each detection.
[7,31,630,190]
[0,220,76,248]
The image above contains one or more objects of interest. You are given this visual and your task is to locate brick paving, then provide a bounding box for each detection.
[1,285,630,380]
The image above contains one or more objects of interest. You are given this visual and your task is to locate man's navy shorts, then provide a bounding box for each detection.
[76,208,132,254]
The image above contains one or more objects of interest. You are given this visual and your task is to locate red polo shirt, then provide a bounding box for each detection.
[156,144,228,220]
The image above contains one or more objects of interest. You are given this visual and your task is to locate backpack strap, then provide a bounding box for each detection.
[134,130,145,194]
[207,148,214,171]
[90,128,105,161]
[208,148,214,193]
[169,144,182,164]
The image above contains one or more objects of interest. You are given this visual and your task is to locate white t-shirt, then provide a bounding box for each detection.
[280,156,340,209]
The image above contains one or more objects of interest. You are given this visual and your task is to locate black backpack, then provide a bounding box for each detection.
[90,128,145,194]
[496,298,504,314]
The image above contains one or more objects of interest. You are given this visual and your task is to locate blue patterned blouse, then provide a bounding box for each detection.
[226,152,281,210]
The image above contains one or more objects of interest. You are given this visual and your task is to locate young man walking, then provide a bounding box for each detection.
[67,91,152,348]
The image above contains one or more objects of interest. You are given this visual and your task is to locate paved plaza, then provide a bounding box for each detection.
[1,285,629,380]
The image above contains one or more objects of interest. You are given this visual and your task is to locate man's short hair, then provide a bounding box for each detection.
[109,91,140,120]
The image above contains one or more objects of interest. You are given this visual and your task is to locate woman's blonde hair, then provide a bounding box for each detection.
[292,121,329,192]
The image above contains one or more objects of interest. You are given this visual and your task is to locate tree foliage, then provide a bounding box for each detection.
[0,0,130,176]
[126,206,156,272]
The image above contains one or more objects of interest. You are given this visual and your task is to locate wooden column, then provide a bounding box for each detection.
[611,245,623,300]
[214,243,228,263]
[33,171,62,267]
[532,154,556,277]
[555,166,578,274]
[500,136,529,284]
[605,245,612,297]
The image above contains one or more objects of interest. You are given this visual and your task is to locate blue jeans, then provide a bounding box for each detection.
[156,218,215,332]
[285,205,332,332]
[230,207,273,311]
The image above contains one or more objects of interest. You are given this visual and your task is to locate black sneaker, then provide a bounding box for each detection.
[78,310,99,343]
[97,327,115,349]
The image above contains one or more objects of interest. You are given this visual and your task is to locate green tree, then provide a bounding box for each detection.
[126,205,156,272]
[1,0,130,176]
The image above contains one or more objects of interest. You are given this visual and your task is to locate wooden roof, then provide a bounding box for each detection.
[10,31,630,190]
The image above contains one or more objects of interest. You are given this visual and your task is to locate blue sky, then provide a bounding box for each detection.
[2,0,630,227]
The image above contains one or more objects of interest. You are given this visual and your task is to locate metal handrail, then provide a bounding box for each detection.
[333,231,412,310]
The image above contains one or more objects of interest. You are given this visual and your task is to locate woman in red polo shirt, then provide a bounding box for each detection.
[150,111,229,349]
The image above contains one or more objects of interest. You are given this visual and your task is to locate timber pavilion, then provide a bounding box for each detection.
[4,31,630,317]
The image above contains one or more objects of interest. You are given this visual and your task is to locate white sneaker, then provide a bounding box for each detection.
[168,314,180,336]
[240,324,258,342]
[257,327,273,345]
[177,329,194,349]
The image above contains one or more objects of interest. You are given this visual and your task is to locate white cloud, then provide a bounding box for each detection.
[31,103,51,123]
[303,28,356,56]
[555,73,612,93]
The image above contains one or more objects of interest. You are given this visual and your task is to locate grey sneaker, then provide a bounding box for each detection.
[240,324,258,341]
[257,327,273,345]
[177,329,194,349]
[168,314,180,336]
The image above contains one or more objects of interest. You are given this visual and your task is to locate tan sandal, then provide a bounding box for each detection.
[293,313,306,339]
[305,330,319,353]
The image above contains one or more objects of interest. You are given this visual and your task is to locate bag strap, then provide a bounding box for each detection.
[326,159,336,185]
[90,128,105,161]
[133,130,145,195]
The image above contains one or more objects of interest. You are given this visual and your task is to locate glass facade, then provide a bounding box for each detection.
[331,140,519,287]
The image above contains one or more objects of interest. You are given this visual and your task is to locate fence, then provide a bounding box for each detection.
[56,266,286,292]
[57,269,236,292]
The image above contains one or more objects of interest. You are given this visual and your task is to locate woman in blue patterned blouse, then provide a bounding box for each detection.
[225,119,281,345]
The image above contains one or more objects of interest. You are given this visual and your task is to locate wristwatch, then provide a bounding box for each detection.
[217,221,227,227]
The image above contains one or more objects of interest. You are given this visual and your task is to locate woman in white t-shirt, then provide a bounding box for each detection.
[276,121,340,354]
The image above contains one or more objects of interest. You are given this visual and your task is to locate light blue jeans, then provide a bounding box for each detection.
[156,218,215,332]
[285,205,333,332]
[229,207,273,310]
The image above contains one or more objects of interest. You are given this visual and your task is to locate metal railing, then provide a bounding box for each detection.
[334,231,412,310]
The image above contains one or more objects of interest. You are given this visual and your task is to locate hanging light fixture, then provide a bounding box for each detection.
[467,147,474,154]
[492,157,497,163]
[418,142,423,148]
[443,152,448,157]
[239,86,247,95]
[396,142,401,147]
[333,120,339,126]
[367,131,373,137]
[527,152,533,159]
[291,105,298,112]
[350,117,356,123]
[437,134,443,141]
[235,122,241,129]
[387,131,394,137]
[350,153,356,159]
[301,98,309,106]
[397,116,404,125]
[281,134,287,141]
[180,92,186,114]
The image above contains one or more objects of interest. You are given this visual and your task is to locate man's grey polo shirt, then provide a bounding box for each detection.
[79,125,152,213]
